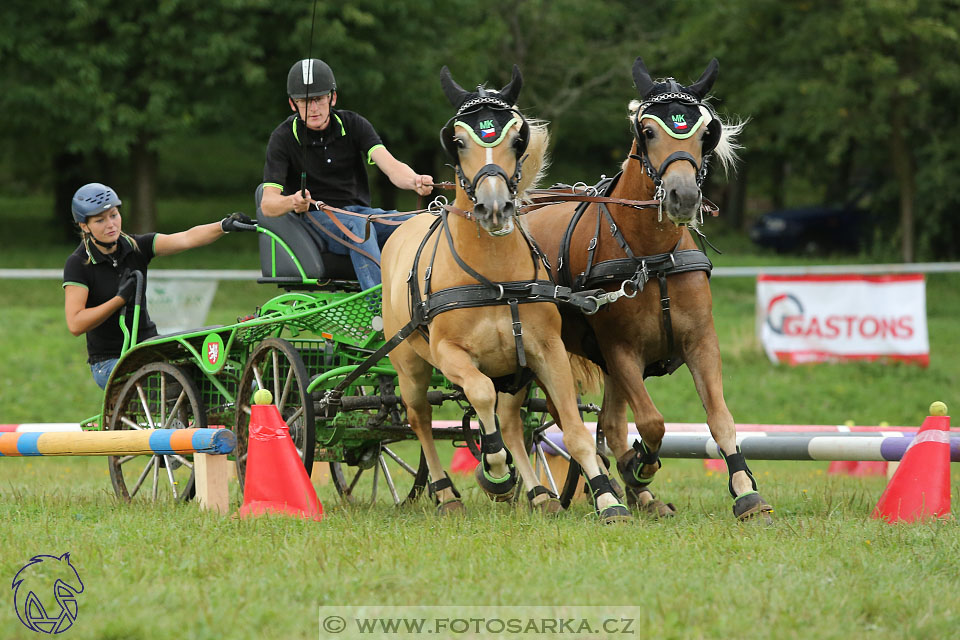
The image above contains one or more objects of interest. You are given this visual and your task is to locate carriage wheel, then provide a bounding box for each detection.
[108,362,205,502]
[322,376,429,506]
[329,441,430,507]
[234,338,315,490]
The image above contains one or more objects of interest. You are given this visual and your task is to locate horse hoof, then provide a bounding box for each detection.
[530,497,564,516]
[437,499,466,516]
[474,461,517,502]
[598,503,632,525]
[733,492,774,523]
[625,486,677,518]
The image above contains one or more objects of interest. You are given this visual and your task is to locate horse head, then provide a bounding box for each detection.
[630,57,722,226]
[440,65,531,235]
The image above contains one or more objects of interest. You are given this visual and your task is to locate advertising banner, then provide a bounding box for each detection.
[756,274,928,366]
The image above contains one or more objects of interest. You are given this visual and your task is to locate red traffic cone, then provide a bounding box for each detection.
[239,402,323,521]
[872,408,951,524]
[450,446,480,475]
[703,458,726,472]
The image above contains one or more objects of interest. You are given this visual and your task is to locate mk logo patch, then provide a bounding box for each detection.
[478,119,496,140]
[672,114,688,131]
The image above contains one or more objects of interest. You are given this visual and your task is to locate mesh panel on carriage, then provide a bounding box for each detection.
[254,184,357,284]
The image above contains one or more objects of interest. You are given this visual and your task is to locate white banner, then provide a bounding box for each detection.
[146,278,218,334]
[756,274,929,366]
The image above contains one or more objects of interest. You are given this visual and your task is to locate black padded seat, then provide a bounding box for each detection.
[254,184,358,286]
[141,325,226,342]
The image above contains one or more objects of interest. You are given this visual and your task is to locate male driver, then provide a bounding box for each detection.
[260,58,433,290]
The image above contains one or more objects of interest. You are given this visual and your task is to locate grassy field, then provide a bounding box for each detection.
[1,196,959,639]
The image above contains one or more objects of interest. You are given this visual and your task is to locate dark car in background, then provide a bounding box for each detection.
[749,205,867,254]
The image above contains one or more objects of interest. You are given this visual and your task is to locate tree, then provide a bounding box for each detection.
[0,0,294,234]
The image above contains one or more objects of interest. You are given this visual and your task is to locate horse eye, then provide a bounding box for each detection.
[643,128,656,140]
[454,138,466,149]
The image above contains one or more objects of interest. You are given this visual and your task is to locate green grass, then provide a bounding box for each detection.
[1,456,958,639]
[2,198,959,639]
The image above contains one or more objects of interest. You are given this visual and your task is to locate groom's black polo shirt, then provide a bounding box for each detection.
[62,234,159,363]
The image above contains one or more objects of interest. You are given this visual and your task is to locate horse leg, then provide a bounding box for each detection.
[603,352,677,517]
[533,341,630,523]
[497,389,562,514]
[393,346,464,515]
[684,336,773,522]
[436,346,517,502]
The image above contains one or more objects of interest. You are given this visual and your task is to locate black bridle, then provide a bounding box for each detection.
[628,89,721,202]
[440,96,530,204]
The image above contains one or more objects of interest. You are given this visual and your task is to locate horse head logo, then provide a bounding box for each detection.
[12,553,84,634]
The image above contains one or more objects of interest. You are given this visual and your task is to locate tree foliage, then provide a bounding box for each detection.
[1,0,958,258]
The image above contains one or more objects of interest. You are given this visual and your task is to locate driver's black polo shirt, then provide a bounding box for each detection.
[262,110,384,209]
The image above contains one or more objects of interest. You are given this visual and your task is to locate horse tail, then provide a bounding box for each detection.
[569,353,602,395]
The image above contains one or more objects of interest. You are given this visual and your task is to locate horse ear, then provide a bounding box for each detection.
[440,65,470,109]
[687,58,719,99]
[499,65,523,106]
[632,56,655,99]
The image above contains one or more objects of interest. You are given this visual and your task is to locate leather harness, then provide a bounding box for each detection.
[554,172,714,378]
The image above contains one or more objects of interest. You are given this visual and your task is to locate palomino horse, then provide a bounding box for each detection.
[380,66,629,522]
[499,57,773,521]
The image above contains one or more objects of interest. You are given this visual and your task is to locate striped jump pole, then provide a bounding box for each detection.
[542,431,960,462]
[0,428,235,457]
[0,428,235,514]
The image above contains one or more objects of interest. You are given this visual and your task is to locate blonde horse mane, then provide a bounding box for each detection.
[517,117,551,201]
[626,98,745,176]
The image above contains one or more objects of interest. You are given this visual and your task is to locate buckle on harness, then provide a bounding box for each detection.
[512,320,523,337]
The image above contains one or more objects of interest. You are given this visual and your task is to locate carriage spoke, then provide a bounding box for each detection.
[535,442,559,494]
[381,445,417,476]
[251,363,264,394]
[116,454,138,466]
[135,384,156,429]
[347,468,365,493]
[152,456,160,500]
[279,366,294,412]
[370,461,380,503]
[129,456,157,498]
[160,376,167,427]
[163,456,179,499]
[120,416,144,431]
[168,454,193,469]
[161,392,187,430]
[285,406,304,425]
[271,351,281,401]
[379,455,401,504]
[539,435,571,461]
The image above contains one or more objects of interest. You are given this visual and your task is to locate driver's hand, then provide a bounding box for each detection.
[290,189,312,213]
[413,174,434,196]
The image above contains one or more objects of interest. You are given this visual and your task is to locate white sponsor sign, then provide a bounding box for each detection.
[146,278,218,334]
[756,274,929,366]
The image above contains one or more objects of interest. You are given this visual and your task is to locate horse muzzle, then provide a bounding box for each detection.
[661,173,702,226]
[473,173,517,235]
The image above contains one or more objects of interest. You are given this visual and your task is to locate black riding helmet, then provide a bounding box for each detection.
[287,58,336,99]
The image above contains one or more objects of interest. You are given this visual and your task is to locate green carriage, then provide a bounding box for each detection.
[89,196,586,508]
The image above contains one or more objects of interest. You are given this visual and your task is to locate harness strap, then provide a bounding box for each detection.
[720,445,759,498]
[305,213,382,266]
[657,270,675,359]
[585,473,617,501]
[429,473,461,499]
[508,298,526,390]
[526,485,557,502]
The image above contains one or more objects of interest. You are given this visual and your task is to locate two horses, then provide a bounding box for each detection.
[384,57,772,522]
[381,66,630,523]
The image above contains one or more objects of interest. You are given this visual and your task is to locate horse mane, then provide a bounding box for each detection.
[518,117,551,201]
[626,98,745,175]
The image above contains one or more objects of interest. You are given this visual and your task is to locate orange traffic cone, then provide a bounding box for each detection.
[872,405,951,524]
[238,400,323,521]
[450,446,480,475]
